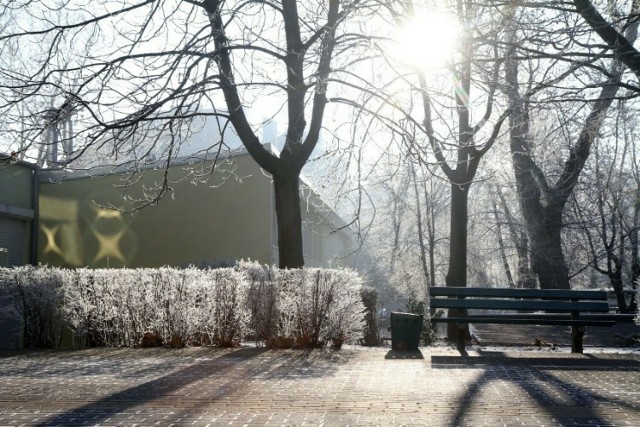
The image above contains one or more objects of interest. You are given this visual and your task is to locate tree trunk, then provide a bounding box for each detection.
[446,183,469,287]
[422,178,438,289]
[529,208,570,289]
[446,182,469,340]
[631,188,640,298]
[411,164,431,293]
[608,271,628,313]
[273,170,304,269]
[492,197,515,288]
[496,186,535,288]
[516,234,535,289]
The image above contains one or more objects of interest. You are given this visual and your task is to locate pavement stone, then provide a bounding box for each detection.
[470,322,640,349]
[0,345,639,426]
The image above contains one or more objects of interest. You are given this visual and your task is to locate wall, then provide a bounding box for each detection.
[271,184,355,268]
[39,153,273,267]
[0,158,37,266]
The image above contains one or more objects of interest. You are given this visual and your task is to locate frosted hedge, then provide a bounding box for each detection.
[0,262,366,349]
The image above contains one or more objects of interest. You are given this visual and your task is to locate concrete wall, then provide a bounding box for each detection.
[39,154,273,267]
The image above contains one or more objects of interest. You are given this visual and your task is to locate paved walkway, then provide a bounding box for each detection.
[471,322,640,348]
[1,346,639,426]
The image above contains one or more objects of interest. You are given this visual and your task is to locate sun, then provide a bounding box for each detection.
[393,12,460,72]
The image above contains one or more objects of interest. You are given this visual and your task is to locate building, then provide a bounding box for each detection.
[0,156,38,267]
[1,109,352,269]
[1,145,354,351]
[35,144,353,269]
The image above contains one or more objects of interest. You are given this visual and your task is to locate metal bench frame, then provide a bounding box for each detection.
[429,287,616,353]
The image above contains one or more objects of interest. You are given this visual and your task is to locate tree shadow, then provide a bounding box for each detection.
[430,351,640,426]
[33,347,350,426]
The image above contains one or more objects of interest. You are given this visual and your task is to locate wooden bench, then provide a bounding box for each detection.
[429,287,617,353]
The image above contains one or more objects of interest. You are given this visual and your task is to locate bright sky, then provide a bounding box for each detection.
[0,0,464,174]
[392,11,460,73]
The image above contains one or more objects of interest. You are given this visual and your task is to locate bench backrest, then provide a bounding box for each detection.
[429,287,610,313]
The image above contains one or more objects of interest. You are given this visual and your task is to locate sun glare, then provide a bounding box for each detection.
[394,12,459,72]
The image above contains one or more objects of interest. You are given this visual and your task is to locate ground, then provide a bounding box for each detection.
[470,321,640,349]
[1,342,639,426]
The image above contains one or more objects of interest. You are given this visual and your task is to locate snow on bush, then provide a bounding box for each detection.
[239,260,279,344]
[280,268,365,348]
[0,263,366,349]
[237,261,366,348]
[61,267,250,347]
[208,268,250,347]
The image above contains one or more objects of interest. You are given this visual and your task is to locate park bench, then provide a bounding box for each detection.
[429,287,621,354]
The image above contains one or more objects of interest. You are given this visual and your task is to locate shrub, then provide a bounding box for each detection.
[0,263,366,349]
[208,268,250,347]
[405,292,438,345]
[360,287,380,346]
[239,260,279,345]
[0,266,66,347]
[241,263,366,349]
[279,268,365,348]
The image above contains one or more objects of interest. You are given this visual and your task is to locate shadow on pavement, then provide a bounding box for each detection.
[431,350,640,427]
[34,347,350,427]
[431,351,640,371]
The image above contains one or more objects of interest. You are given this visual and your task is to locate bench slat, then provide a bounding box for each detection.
[430,316,615,327]
[430,298,610,312]
[428,286,618,354]
[430,287,608,300]
[435,313,634,322]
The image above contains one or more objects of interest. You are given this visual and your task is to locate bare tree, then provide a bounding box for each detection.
[571,100,640,311]
[573,0,640,83]
[0,1,376,268]
[491,189,516,288]
[349,0,510,341]
[502,1,639,289]
[492,182,535,289]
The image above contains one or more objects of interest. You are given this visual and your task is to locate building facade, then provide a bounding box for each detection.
[0,157,38,267]
[37,146,353,269]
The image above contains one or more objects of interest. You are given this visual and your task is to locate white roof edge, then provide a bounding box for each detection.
[38,143,275,182]
[38,142,351,232]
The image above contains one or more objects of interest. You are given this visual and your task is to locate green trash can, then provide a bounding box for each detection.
[390,312,423,351]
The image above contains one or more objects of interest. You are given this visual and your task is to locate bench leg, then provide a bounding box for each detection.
[571,326,584,353]
[457,323,466,353]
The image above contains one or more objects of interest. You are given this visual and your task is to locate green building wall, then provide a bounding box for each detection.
[0,159,37,266]
[38,154,273,268]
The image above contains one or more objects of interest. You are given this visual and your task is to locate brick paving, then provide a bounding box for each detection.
[0,346,639,426]
[470,322,640,348]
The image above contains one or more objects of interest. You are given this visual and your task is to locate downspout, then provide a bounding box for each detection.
[269,170,276,266]
[30,166,39,265]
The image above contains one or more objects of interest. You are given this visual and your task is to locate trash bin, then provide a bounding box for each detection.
[390,312,423,351]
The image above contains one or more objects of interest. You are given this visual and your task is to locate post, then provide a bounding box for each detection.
[571,310,584,353]
[457,322,466,353]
